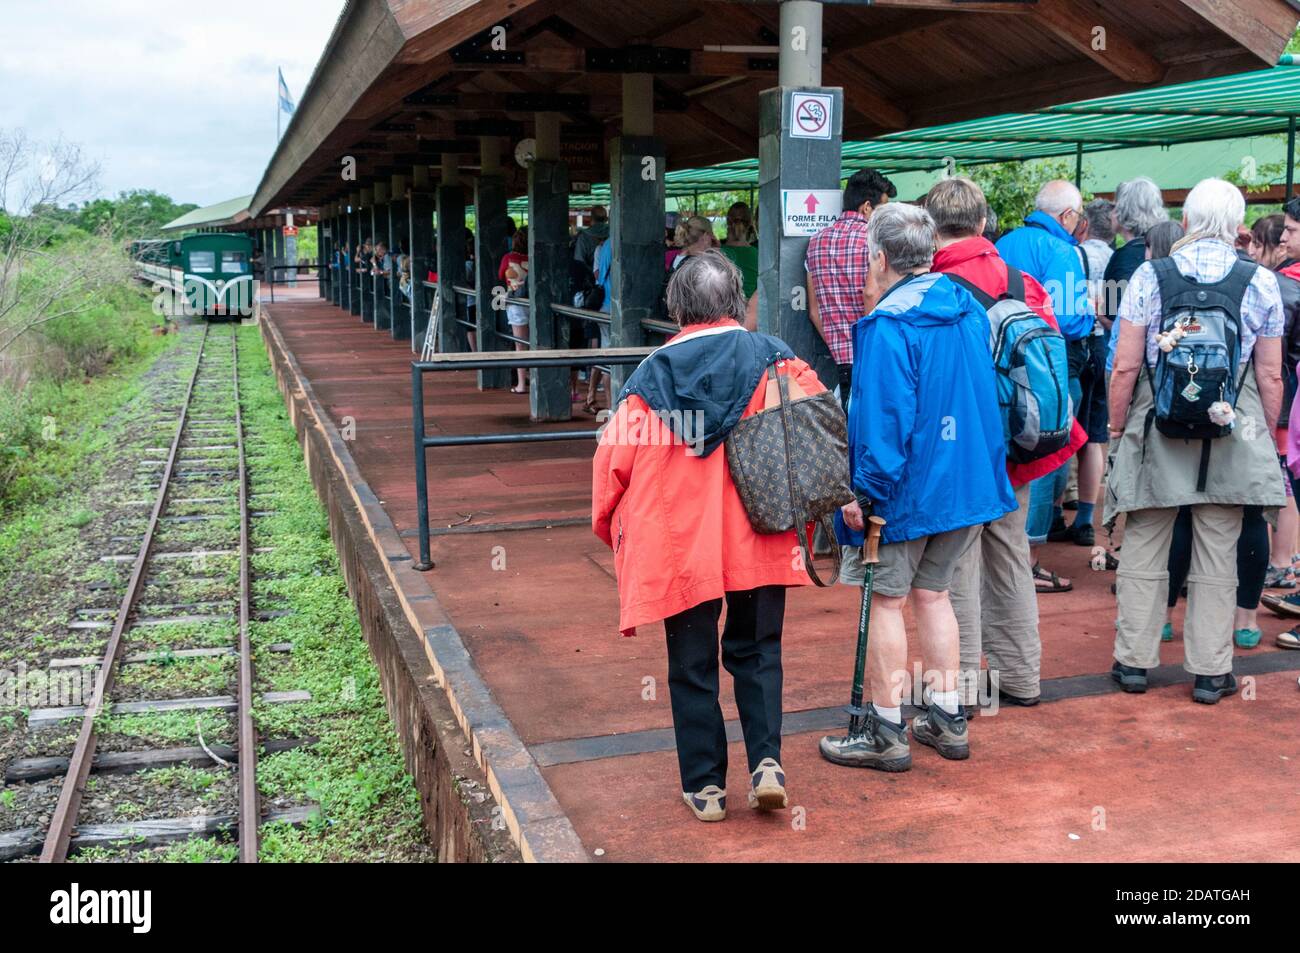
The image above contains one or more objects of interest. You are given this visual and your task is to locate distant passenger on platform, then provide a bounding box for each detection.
[671,216,717,270]
[926,176,1086,707]
[592,249,826,823]
[820,203,1014,770]
[499,227,530,394]
[719,201,759,298]
[806,168,897,410]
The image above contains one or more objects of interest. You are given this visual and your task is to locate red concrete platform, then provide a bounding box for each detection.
[264,295,1300,862]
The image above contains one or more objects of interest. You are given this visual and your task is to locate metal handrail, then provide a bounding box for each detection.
[410,348,653,570]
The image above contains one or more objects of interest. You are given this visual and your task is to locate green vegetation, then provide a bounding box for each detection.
[234,324,431,862]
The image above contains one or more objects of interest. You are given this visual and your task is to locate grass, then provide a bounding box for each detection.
[233,323,431,862]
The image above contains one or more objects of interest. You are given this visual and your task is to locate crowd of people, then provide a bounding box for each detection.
[593,167,1300,822]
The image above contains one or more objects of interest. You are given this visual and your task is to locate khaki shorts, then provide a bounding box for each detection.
[840,525,980,598]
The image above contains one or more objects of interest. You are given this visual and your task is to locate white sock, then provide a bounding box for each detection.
[929,689,961,715]
[872,703,901,724]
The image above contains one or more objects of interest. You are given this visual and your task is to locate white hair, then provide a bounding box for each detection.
[867,203,936,273]
[1113,176,1166,236]
[1034,180,1082,216]
[1182,178,1245,243]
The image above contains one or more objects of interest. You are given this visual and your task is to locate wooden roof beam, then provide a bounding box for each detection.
[1175,0,1299,65]
[1029,0,1165,84]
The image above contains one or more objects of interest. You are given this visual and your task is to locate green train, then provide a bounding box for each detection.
[135,233,256,318]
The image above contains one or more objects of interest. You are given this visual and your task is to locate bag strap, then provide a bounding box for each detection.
[772,365,840,587]
[947,274,996,310]
[1004,265,1026,303]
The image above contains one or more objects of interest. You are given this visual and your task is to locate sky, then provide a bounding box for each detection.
[0,0,346,209]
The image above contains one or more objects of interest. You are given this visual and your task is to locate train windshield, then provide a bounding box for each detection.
[189,251,216,274]
[222,251,247,274]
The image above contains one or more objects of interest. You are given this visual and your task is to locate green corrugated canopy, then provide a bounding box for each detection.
[505,60,1300,212]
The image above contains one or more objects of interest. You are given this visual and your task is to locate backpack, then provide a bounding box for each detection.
[1146,256,1255,442]
[950,267,1073,464]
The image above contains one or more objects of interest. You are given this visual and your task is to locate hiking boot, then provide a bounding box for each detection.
[911,704,971,760]
[1111,660,1148,693]
[998,688,1040,707]
[1234,627,1262,649]
[1046,516,1072,542]
[1260,590,1300,618]
[747,758,788,810]
[1277,627,1300,649]
[818,710,912,772]
[682,785,726,822]
[1192,672,1238,705]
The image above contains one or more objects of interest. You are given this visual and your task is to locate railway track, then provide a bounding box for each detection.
[0,323,312,862]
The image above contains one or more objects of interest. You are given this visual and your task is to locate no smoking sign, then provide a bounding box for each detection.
[790,91,834,140]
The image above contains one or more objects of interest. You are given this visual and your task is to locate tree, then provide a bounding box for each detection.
[0,129,133,356]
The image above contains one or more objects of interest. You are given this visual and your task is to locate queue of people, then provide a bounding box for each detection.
[592,168,1300,823]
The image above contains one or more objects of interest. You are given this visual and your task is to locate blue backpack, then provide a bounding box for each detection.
[951,267,1073,464]
[1147,256,1255,441]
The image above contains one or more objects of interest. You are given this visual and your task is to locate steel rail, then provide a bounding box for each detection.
[40,323,211,863]
[232,328,259,863]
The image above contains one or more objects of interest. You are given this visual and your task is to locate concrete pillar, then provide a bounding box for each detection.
[317,204,330,299]
[475,140,511,389]
[608,75,663,395]
[358,188,374,323]
[332,208,344,307]
[270,223,285,290]
[527,113,571,421]
[409,167,434,350]
[435,155,467,352]
[348,195,362,317]
[758,1,841,389]
[779,0,824,87]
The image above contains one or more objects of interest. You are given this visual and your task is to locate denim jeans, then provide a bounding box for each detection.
[1026,461,1070,544]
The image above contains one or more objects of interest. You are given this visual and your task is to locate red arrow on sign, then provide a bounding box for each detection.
[803,193,819,214]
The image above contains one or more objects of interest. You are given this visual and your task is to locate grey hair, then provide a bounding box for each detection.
[1183,177,1245,243]
[1034,180,1082,216]
[1084,198,1116,243]
[867,202,936,273]
[1114,176,1166,236]
[665,249,746,326]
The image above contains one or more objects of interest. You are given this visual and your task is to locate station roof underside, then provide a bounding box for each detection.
[251,0,1300,216]
[502,61,1300,210]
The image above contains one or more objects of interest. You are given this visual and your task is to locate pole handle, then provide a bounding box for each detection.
[863,515,886,564]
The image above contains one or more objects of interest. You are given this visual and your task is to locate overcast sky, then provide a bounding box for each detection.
[1,0,346,208]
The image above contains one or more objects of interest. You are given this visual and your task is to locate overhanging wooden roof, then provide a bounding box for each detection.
[251,0,1300,215]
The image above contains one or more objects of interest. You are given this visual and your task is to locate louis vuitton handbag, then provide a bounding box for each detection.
[725,364,853,586]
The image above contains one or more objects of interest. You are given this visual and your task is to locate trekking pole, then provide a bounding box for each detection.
[846,510,886,736]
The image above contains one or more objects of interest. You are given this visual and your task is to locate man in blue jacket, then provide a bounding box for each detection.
[821,203,1015,771]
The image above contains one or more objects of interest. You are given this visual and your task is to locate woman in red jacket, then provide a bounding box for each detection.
[593,250,825,823]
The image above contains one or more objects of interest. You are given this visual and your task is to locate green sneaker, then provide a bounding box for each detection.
[1161,622,1174,642]
[1234,627,1262,649]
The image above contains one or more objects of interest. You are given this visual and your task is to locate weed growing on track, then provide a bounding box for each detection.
[234,324,432,862]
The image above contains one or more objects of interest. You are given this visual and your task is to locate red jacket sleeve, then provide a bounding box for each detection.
[592,398,640,548]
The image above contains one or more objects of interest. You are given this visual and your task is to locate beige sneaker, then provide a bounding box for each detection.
[747,757,789,810]
[682,785,726,822]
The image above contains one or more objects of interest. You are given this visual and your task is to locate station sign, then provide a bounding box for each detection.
[283,225,299,237]
[790,91,834,140]
[781,189,842,237]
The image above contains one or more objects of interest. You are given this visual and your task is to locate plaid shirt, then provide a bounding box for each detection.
[806,210,870,365]
[1118,238,1283,366]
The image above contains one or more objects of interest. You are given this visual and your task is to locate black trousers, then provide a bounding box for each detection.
[662,586,786,792]
[1167,504,1268,611]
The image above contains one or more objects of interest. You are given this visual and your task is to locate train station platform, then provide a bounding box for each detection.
[260,296,1300,863]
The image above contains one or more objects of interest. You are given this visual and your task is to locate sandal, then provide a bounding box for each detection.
[1032,562,1073,593]
[510,384,528,394]
[582,396,599,415]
